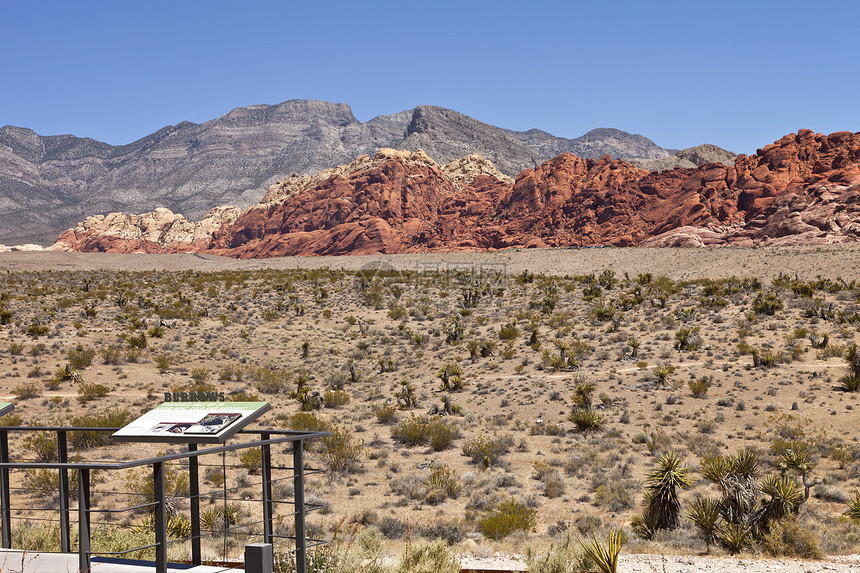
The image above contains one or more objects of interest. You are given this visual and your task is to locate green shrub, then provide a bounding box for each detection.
[251,366,291,394]
[126,462,189,516]
[67,345,96,370]
[12,381,40,400]
[324,389,351,408]
[392,416,459,451]
[374,402,398,424]
[69,408,133,450]
[462,433,514,466]
[688,378,711,398]
[240,447,262,475]
[395,538,458,573]
[498,322,520,341]
[22,431,57,462]
[479,498,537,540]
[316,425,364,475]
[77,381,111,403]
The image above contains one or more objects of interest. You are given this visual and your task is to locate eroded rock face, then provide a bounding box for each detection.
[51,130,860,256]
[52,206,241,253]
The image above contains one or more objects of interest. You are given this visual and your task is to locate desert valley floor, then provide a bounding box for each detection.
[1,246,860,571]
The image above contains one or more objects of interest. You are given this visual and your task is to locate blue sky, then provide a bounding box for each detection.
[2,0,857,154]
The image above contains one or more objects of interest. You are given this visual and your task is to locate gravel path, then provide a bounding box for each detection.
[459,553,860,572]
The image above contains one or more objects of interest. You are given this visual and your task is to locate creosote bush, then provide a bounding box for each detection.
[479,498,537,540]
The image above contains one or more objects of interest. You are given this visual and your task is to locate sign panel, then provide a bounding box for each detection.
[112,401,270,444]
[0,403,14,418]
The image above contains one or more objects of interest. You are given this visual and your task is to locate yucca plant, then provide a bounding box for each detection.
[578,527,624,573]
[686,497,722,553]
[717,522,752,555]
[569,409,604,433]
[845,491,860,519]
[642,452,692,531]
[759,474,803,526]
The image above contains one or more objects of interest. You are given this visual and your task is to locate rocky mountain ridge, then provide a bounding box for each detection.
[51,130,859,257]
[1,100,730,245]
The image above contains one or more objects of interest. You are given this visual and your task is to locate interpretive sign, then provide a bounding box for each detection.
[0,403,14,418]
[112,401,271,444]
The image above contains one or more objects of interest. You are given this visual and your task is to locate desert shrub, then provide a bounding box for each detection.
[22,431,57,462]
[281,411,329,433]
[378,516,408,539]
[688,378,710,398]
[374,402,398,424]
[762,515,823,559]
[462,433,514,466]
[418,521,464,544]
[251,366,291,394]
[396,538,459,573]
[23,468,79,502]
[77,381,111,403]
[69,408,133,450]
[227,389,259,401]
[393,464,462,505]
[391,415,459,451]
[12,381,40,400]
[427,419,460,451]
[593,483,635,512]
[13,522,155,561]
[479,498,537,540]
[323,389,351,408]
[752,292,783,315]
[153,352,172,373]
[101,345,124,365]
[499,322,520,341]
[317,425,364,475]
[126,462,190,515]
[240,447,262,475]
[189,367,210,384]
[67,345,95,370]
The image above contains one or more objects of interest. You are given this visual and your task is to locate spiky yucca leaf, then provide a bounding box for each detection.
[686,497,722,552]
[643,452,692,531]
[578,527,624,573]
[717,522,751,555]
[759,474,803,527]
[845,491,860,519]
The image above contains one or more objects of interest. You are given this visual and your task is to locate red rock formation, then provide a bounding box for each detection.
[50,130,860,256]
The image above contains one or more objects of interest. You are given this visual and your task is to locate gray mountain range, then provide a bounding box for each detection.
[0,100,734,245]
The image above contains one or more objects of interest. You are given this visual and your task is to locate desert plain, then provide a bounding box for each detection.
[1,245,860,572]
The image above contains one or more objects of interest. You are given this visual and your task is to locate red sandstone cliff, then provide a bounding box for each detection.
[51,131,860,257]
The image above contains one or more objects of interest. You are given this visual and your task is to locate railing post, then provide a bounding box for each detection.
[154,461,167,573]
[78,468,91,573]
[293,439,306,573]
[245,542,273,573]
[57,430,71,553]
[0,429,10,549]
[261,432,273,545]
[188,443,201,565]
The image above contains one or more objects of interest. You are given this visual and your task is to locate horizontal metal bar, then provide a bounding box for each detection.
[89,542,159,555]
[88,501,158,513]
[0,432,331,471]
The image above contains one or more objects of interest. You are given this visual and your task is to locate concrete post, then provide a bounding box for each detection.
[245,543,273,573]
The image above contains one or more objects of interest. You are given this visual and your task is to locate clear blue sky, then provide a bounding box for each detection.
[2,0,857,154]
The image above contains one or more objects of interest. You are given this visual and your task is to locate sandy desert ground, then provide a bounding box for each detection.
[0,246,859,571]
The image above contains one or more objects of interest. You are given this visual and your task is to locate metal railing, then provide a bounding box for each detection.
[0,426,329,573]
